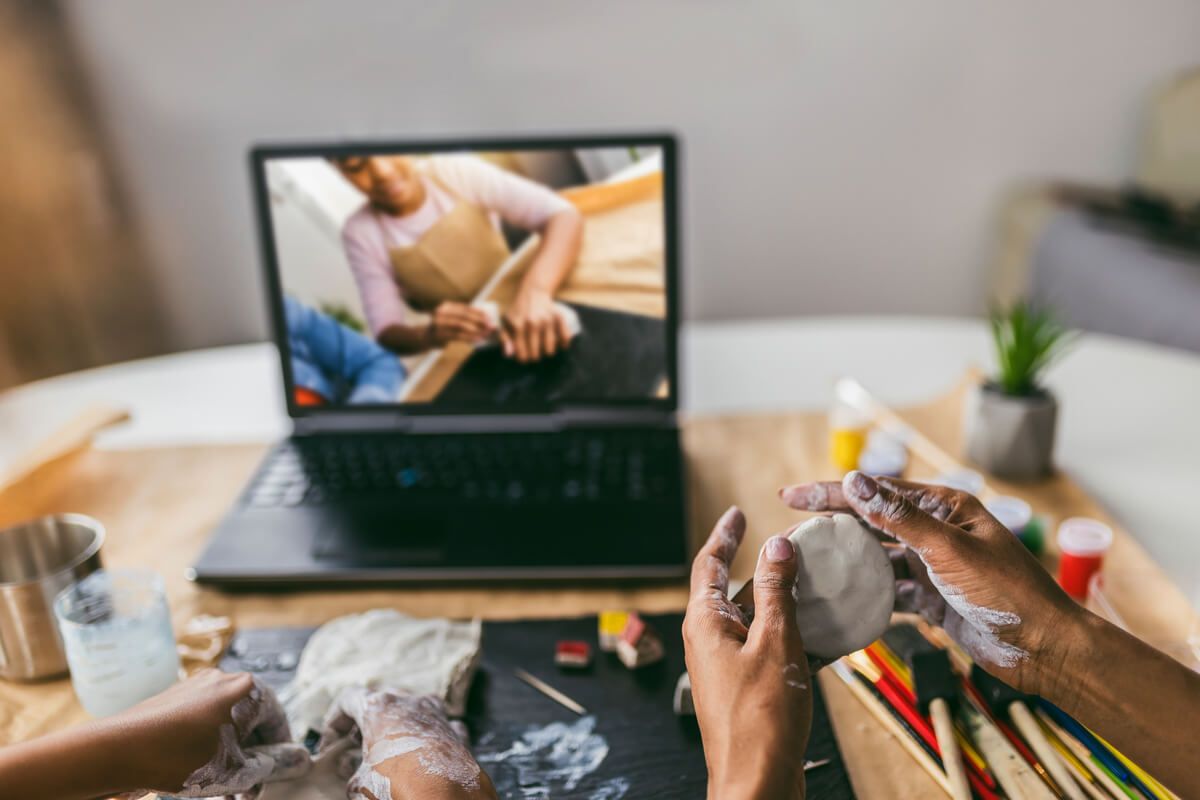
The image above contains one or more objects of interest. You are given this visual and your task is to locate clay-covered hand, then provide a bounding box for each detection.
[501,286,570,363]
[318,687,496,800]
[117,668,309,798]
[429,301,494,346]
[780,471,1079,694]
[683,507,812,800]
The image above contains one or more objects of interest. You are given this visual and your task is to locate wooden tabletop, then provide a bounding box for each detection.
[1,375,1194,798]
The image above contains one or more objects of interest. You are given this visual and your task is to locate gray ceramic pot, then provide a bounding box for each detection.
[963,383,1058,481]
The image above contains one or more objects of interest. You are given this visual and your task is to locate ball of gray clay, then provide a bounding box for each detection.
[787,513,894,660]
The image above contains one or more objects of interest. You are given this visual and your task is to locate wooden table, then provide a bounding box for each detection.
[2,373,1195,797]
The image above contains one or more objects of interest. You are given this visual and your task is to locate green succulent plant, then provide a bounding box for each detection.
[989,300,1074,397]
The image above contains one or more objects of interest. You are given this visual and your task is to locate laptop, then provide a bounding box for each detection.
[189,133,688,586]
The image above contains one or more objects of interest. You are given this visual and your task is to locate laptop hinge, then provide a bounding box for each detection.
[289,408,676,437]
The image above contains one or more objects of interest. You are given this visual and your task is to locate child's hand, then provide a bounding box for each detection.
[116,668,309,797]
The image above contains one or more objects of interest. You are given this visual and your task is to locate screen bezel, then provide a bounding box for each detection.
[250,133,680,421]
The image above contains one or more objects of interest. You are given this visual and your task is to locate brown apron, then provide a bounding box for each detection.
[380,179,511,311]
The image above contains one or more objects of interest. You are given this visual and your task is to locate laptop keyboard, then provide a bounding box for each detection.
[244,429,679,508]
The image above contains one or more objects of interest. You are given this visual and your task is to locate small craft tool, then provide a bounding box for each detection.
[959,672,1062,798]
[554,640,592,669]
[972,666,1084,800]
[514,668,587,715]
[830,660,955,796]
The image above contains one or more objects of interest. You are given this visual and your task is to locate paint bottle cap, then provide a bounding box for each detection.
[1057,517,1113,556]
[857,442,908,477]
[934,469,984,496]
[985,495,1033,534]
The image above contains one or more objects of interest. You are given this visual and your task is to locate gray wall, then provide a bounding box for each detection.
[64,0,1200,350]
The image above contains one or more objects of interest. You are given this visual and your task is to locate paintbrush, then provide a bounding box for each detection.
[883,627,971,800]
[830,660,955,796]
[972,666,1087,800]
[847,652,1000,798]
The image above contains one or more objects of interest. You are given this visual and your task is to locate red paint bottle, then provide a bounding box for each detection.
[1057,517,1113,599]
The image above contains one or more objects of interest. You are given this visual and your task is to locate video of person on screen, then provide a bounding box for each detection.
[266,146,670,408]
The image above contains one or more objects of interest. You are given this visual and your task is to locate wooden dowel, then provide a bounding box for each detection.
[929,697,973,800]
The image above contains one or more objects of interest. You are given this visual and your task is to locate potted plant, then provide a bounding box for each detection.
[964,300,1075,480]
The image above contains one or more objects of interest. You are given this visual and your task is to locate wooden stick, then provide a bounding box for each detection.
[830,661,954,797]
[514,668,587,715]
[963,703,1057,800]
[0,405,129,491]
[835,377,996,499]
[1010,702,1088,800]
[929,697,972,800]
[1037,710,1127,800]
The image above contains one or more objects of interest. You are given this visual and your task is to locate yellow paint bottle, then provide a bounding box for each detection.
[829,401,868,472]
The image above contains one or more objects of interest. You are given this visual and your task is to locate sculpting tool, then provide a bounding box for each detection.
[514,668,587,715]
[831,661,955,796]
[972,666,1085,800]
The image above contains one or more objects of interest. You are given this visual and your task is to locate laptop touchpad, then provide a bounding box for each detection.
[312,505,447,565]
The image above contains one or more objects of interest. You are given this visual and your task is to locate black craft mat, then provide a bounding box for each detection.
[434,303,668,406]
[220,614,853,799]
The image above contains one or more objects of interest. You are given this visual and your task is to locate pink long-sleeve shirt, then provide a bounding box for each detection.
[341,155,572,337]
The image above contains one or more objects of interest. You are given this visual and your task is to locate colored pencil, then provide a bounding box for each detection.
[1033,712,1114,800]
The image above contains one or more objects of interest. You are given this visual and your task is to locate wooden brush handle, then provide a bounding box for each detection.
[929,698,972,800]
[1010,702,1087,800]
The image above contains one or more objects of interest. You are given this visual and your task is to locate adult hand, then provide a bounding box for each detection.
[429,301,494,347]
[319,688,496,800]
[780,471,1080,695]
[683,507,812,800]
[501,287,571,363]
[121,668,309,797]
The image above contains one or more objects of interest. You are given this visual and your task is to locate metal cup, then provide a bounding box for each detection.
[0,514,105,680]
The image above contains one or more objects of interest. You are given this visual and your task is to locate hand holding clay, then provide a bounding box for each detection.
[780,471,1079,695]
[119,669,310,798]
[318,687,496,800]
[683,507,811,800]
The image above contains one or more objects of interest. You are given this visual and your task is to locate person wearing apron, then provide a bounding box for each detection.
[335,154,583,363]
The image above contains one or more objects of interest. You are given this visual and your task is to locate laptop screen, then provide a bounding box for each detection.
[253,135,678,416]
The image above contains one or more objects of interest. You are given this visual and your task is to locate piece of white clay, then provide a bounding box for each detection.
[788,513,894,660]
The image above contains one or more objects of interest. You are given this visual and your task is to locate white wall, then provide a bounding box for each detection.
[63,0,1200,350]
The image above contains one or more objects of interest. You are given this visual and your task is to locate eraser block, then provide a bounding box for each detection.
[598,611,630,652]
[616,612,664,669]
[673,671,694,715]
[555,640,592,669]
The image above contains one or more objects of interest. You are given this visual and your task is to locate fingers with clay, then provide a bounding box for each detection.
[322,687,493,800]
[175,676,311,797]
